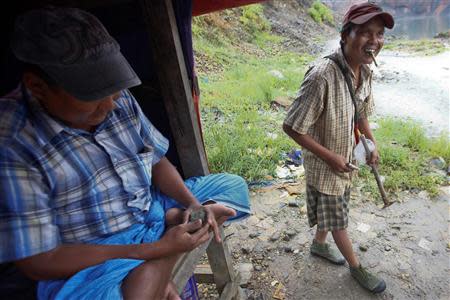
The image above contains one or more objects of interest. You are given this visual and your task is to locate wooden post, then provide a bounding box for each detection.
[139,0,209,177]
[206,228,238,294]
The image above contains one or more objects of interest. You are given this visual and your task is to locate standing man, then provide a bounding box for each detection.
[0,6,250,299]
[283,2,394,294]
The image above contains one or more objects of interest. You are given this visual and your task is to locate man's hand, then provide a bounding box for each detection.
[184,203,236,243]
[325,152,352,173]
[159,220,210,256]
[368,148,380,167]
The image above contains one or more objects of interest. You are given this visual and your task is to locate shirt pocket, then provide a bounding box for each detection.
[115,145,154,211]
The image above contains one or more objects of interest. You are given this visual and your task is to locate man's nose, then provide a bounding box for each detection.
[369,32,381,43]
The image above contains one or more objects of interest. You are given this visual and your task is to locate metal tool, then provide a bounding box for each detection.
[359,133,394,208]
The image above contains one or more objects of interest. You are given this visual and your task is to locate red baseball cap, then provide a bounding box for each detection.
[342,2,394,30]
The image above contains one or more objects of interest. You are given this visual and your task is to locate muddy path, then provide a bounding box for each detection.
[217,185,450,299]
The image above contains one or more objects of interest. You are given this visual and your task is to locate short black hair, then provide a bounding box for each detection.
[340,23,354,36]
[340,23,355,46]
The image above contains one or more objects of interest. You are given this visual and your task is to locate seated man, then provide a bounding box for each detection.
[0,7,250,300]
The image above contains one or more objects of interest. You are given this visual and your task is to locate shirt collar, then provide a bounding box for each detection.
[335,47,372,81]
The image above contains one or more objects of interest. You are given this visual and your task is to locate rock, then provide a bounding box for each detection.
[300,205,307,215]
[432,250,439,256]
[359,244,369,252]
[249,232,260,239]
[270,232,281,242]
[288,200,299,207]
[283,234,291,241]
[268,69,284,79]
[284,246,293,253]
[430,157,446,170]
[418,190,428,199]
[238,263,254,288]
[189,206,207,223]
[285,230,297,238]
[254,265,263,271]
[242,245,252,254]
[385,245,392,252]
[253,243,265,254]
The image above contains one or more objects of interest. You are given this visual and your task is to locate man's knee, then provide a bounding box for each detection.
[215,173,248,192]
[122,259,175,296]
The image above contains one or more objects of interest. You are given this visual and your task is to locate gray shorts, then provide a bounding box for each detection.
[306,185,350,232]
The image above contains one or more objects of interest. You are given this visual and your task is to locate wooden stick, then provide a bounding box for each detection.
[359,134,392,208]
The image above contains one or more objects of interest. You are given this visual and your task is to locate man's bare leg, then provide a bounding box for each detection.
[331,229,359,267]
[165,208,184,226]
[122,256,178,299]
[314,229,328,243]
[164,281,181,300]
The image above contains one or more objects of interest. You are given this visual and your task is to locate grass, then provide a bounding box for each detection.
[383,38,449,56]
[199,52,311,181]
[193,4,449,199]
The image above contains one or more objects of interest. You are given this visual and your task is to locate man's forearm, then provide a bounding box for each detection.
[15,240,168,281]
[358,118,376,145]
[152,157,199,207]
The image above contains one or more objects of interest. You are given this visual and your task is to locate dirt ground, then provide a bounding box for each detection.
[199,182,449,299]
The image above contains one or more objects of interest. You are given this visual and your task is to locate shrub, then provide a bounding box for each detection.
[308,1,334,25]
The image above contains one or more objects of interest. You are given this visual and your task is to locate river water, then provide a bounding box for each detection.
[390,15,450,40]
[323,16,450,137]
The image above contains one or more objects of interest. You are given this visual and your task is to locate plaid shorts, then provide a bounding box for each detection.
[306,185,350,232]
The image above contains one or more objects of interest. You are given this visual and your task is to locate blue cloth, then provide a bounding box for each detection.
[38,173,250,300]
[0,86,169,262]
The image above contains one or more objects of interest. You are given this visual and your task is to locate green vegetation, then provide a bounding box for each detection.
[384,38,448,56]
[239,4,271,39]
[200,53,311,181]
[308,1,334,25]
[193,4,449,199]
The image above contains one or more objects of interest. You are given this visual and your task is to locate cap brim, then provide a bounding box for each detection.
[43,51,141,101]
[351,12,394,29]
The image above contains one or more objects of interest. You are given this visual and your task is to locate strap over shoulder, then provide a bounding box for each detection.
[324,53,360,143]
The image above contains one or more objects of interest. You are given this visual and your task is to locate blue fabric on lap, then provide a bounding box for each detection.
[38,173,250,300]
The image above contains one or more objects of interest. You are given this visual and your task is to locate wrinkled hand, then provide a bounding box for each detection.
[368,148,380,167]
[159,220,210,256]
[184,203,222,243]
[325,152,352,173]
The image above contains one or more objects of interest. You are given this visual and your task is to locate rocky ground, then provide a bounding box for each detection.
[199,183,449,299]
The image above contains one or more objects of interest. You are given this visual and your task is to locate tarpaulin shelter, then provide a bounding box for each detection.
[0,0,265,299]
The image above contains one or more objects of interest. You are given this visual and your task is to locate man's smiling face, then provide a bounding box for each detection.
[343,16,385,67]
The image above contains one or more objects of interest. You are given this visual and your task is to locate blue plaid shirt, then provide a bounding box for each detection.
[0,87,169,263]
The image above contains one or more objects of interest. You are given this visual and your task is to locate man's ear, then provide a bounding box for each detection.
[340,32,347,44]
[23,72,48,100]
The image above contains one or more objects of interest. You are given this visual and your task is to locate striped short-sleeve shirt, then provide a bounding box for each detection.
[0,87,169,263]
[284,48,374,196]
